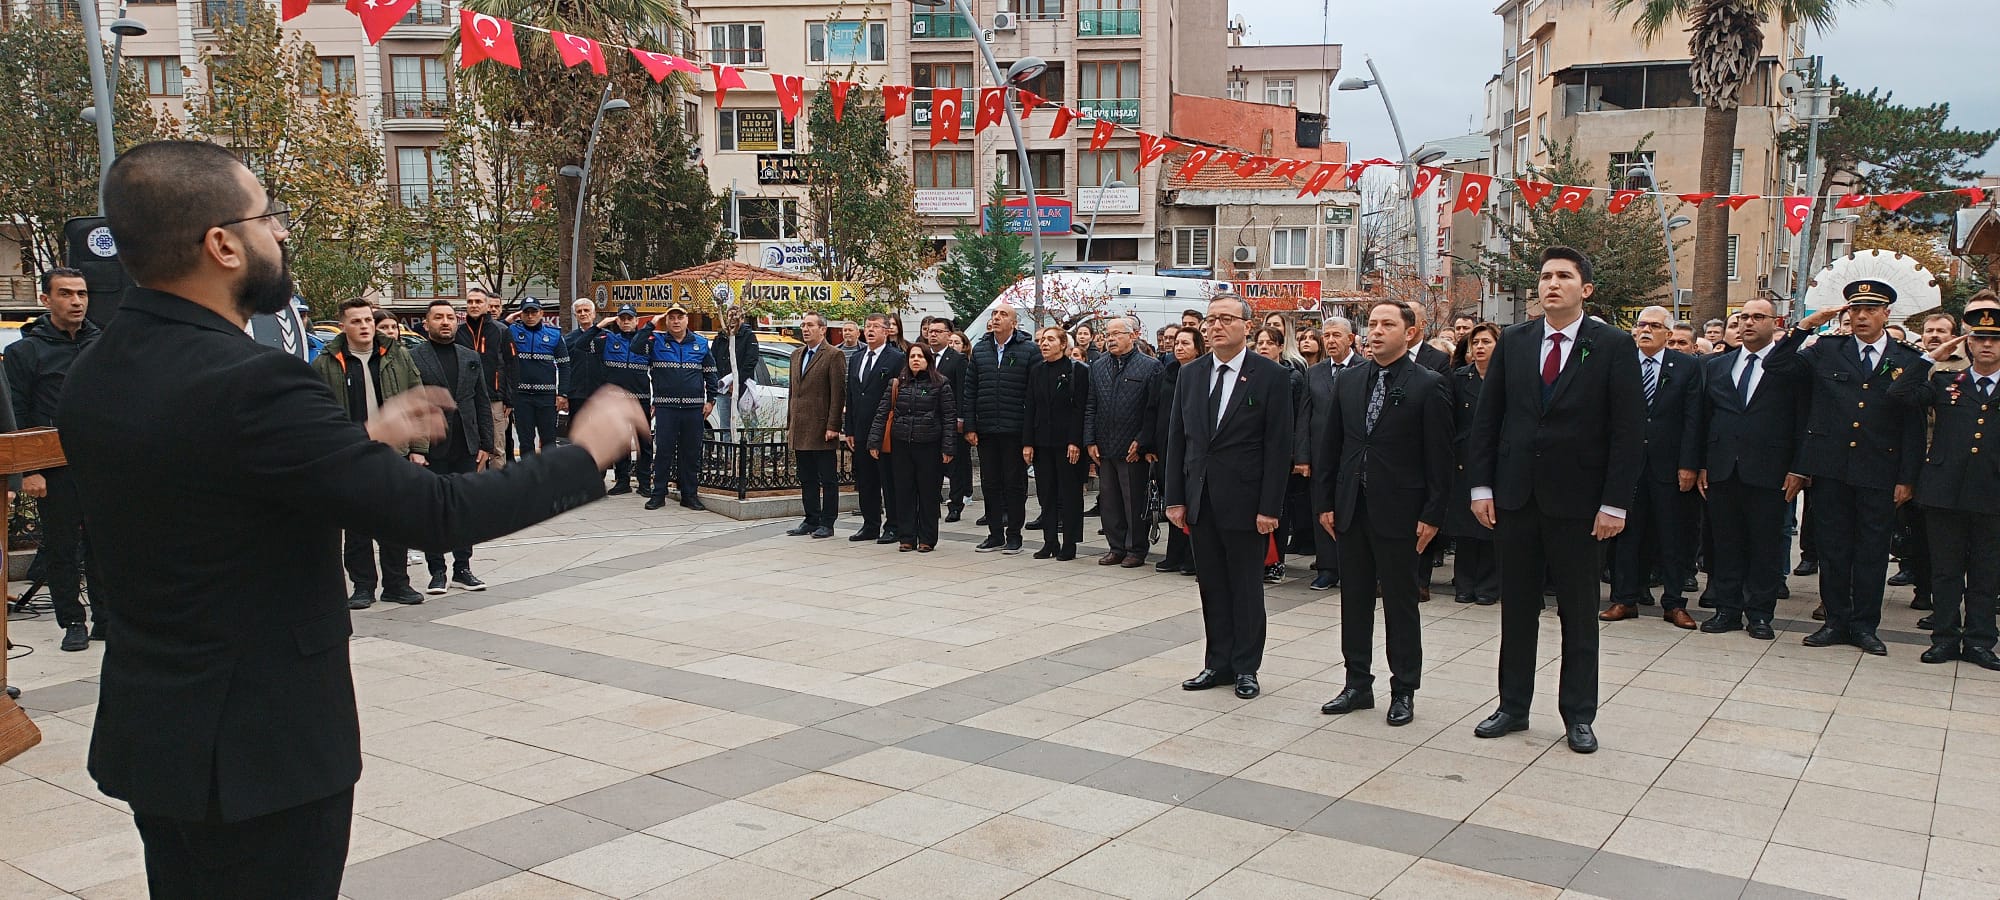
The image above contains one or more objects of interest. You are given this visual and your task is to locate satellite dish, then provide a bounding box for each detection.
[1803,248,1942,322]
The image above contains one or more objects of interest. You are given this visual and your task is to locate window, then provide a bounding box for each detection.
[1263,79,1295,107]
[395,147,449,205]
[735,197,799,241]
[1225,79,1247,101]
[1078,0,1140,36]
[1536,113,1547,148]
[1078,60,1140,124]
[913,150,974,189]
[1726,234,1740,280]
[1516,67,1531,111]
[1172,227,1212,268]
[998,150,1065,193]
[1609,150,1656,182]
[807,21,887,64]
[317,56,354,95]
[1516,135,1530,171]
[1271,227,1308,268]
[709,23,765,67]
[716,109,796,151]
[1010,61,1063,101]
[912,62,974,128]
[132,56,182,96]
[683,100,700,139]
[1079,148,1134,186]
[1728,148,1744,194]
[1081,238,1137,261]
[389,55,447,117]
[1325,226,1349,268]
[1537,40,1548,78]
[403,247,458,299]
[1020,0,1064,19]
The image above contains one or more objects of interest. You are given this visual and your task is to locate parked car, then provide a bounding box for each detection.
[708,340,800,432]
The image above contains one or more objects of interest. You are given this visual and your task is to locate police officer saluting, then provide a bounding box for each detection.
[1889,297,2000,669]
[585,304,655,495]
[1781,280,1926,656]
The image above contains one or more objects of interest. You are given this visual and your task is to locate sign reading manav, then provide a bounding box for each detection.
[982,196,1073,235]
[592,279,865,313]
[914,188,977,214]
[1075,185,1139,213]
[1236,280,1324,311]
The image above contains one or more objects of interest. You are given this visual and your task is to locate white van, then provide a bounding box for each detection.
[964,273,1233,341]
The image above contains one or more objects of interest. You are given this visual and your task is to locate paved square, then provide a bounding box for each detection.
[3,495,1989,898]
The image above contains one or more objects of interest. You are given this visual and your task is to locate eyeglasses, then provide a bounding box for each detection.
[206,200,292,240]
[1741,313,1777,323]
[1206,314,1246,325]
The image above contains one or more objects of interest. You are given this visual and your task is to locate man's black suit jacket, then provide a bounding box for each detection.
[60,288,605,823]
[1296,359,1341,513]
[1415,342,1453,375]
[1468,317,1644,518]
[1635,348,1706,484]
[411,338,496,460]
[1318,356,1453,539]
[1694,336,1812,491]
[844,344,907,440]
[1164,351,1294,529]
[934,346,968,426]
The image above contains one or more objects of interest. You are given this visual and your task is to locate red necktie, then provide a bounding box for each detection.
[1542,333,1565,386]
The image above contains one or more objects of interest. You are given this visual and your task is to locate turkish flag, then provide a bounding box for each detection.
[350,0,422,44]
[1297,163,1344,199]
[1514,179,1555,208]
[1454,173,1493,213]
[1088,119,1115,151]
[1137,133,1181,168]
[1782,196,1814,234]
[1606,189,1643,213]
[1016,91,1045,116]
[1269,159,1310,179]
[711,63,747,107]
[1552,185,1590,212]
[1959,186,1989,205]
[773,74,807,123]
[1834,193,1871,209]
[1049,106,1079,138]
[630,50,681,83]
[1411,166,1444,197]
[829,81,855,121]
[1874,191,1925,212]
[282,0,307,22]
[1233,155,1275,177]
[930,87,964,147]
[1676,191,1716,205]
[975,88,1007,134]
[882,85,914,120]
[1176,148,1219,181]
[1722,194,1758,210]
[460,11,520,68]
[1216,151,1242,172]
[551,31,606,75]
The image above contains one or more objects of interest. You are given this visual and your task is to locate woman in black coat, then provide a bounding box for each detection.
[869,343,959,552]
[1255,326,1309,583]
[1448,322,1502,604]
[1155,327,1203,575]
[1022,326,1094,560]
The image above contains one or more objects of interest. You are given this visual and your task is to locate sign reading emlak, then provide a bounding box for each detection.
[981,196,1073,235]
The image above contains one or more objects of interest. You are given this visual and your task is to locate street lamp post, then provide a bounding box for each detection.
[1627,163,1690,321]
[911,0,1049,325]
[1340,57,1430,290]
[559,84,631,330]
[77,3,149,215]
[1074,175,1128,267]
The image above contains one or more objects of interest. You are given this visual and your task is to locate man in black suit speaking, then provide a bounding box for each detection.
[1468,247,1643,753]
[1165,292,1294,700]
[59,141,649,900]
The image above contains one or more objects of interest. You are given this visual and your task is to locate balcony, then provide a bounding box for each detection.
[911,12,974,38]
[383,90,450,127]
[393,183,445,207]
[1077,9,1139,36]
[398,0,446,26]
[387,0,452,37]
[195,0,250,29]
[10,0,81,24]
[1075,98,1139,125]
[911,94,976,129]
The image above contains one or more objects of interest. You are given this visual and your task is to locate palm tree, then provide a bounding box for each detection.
[1606,0,1860,324]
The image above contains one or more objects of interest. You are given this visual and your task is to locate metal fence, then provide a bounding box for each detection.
[699,427,853,500]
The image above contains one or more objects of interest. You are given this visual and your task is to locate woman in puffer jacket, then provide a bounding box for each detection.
[870,343,960,552]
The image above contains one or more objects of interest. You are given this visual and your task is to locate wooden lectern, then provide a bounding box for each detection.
[0,427,65,692]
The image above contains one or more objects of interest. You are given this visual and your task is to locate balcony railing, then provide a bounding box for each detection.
[12,0,82,24]
[384,90,450,119]
[397,0,446,25]
[912,94,976,128]
[196,0,250,28]
[394,183,444,207]
[911,11,974,38]
[1076,98,1139,124]
[1077,9,1139,36]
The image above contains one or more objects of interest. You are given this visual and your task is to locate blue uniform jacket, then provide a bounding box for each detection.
[636,326,721,409]
[509,321,569,396]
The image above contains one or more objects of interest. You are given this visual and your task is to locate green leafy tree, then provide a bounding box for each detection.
[1608,0,1866,325]
[433,102,560,299]
[1780,77,1998,237]
[937,173,1036,326]
[1477,141,1677,323]
[0,15,170,279]
[598,109,729,279]
[799,90,929,304]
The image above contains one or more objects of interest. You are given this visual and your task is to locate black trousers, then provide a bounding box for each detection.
[1034,446,1088,549]
[424,449,477,575]
[1337,496,1422,695]
[37,468,93,628]
[1452,533,1499,602]
[1926,506,2000,651]
[612,393,655,489]
[1099,456,1151,557]
[1613,479,1692,610]
[978,432,1029,542]
[1274,474,1311,564]
[946,446,973,508]
[1312,511,1340,579]
[1190,490,1267,674]
[1899,503,1932,601]
[1495,496,1599,725]
[1706,476,1787,623]
[1798,492,1818,562]
[343,530,407,591]
[853,446,896,532]
[651,407,704,499]
[796,449,840,528]
[890,442,943,546]
[135,787,352,900]
[1811,478,1896,635]
[513,394,558,456]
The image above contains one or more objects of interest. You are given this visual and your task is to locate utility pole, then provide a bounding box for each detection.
[1789,56,1839,313]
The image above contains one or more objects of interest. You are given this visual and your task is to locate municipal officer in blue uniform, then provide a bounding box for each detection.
[508,298,570,457]
[584,303,655,495]
[636,303,720,511]
[1890,298,2000,669]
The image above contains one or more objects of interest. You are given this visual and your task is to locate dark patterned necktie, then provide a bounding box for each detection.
[1643,356,1658,406]
[1366,366,1387,432]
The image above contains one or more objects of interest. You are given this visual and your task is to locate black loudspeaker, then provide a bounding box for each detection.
[63,217,130,326]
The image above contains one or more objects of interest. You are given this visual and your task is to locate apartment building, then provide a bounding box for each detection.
[1484,0,1807,313]
[1222,39,1339,149]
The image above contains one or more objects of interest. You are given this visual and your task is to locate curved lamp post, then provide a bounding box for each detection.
[559,86,631,329]
[80,5,148,214]
[1627,163,1691,321]
[1341,57,1434,290]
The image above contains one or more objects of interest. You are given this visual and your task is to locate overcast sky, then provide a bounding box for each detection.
[1231,0,1997,174]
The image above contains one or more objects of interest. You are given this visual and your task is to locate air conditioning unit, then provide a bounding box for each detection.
[1232,246,1257,265]
[992,11,1017,30]
[912,18,927,34]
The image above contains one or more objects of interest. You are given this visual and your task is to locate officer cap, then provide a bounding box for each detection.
[1842,280,1896,306]
[1966,306,2000,338]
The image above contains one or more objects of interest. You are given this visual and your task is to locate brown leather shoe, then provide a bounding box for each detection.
[1811,603,1826,621]
[1664,608,1698,629]
[1599,603,1639,622]
[1098,551,1125,566]
[1120,554,1146,568]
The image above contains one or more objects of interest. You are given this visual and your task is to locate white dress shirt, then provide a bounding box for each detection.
[1855,334,1888,371]
[1732,344,1768,404]
[1471,317,1625,519]
[1210,347,1249,426]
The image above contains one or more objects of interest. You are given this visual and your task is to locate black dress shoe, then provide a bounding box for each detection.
[1683,574,1700,593]
[1182,669,1233,691]
[1747,621,1776,640]
[1033,544,1058,559]
[1003,540,1024,555]
[60,624,89,652]
[1887,567,1914,587]
[976,514,989,526]
[849,529,880,542]
[606,483,632,495]
[975,536,1005,552]
[1850,632,1888,656]
[382,584,426,605]
[1802,625,1844,647]
[681,496,708,511]
[786,522,815,536]
[1234,674,1260,699]
[347,589,376,611]
[875,534,900,545]
[1475,596,1497,606]
[945,507,962,523]
[1386,694,1414,727]
[1911,593,1934,611]
[1774,582,1790,600]
[1963,647,2000,671]
[1700,613,1743,634]
[1319,687,1375,715]
[1024,517,1046,531]
[1057,545,1077,561]
[1918,614,1936,630]
[1474,711,1528,738]
[1155,558,1183,573]
[644,496,667,510]
[1793,559,1819,577]
[1921,643,1960,664]
[811,526,834,539]
[1567,723,1599,754]
[1698,593,1717,609]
